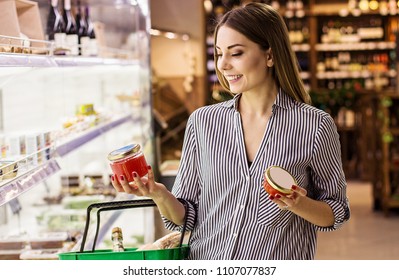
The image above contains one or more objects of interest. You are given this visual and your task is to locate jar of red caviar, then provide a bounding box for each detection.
[108,144,148,182]
[263,166,297,197]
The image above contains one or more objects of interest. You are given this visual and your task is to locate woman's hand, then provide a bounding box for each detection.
[111,165,168,202]
[269,185,307,211]
[111,165,186,225]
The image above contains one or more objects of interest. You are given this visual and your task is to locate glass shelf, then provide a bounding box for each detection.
[55,113,135,157]
[0,53,139,68]
[0,113,135,205]
[0,158,61,207]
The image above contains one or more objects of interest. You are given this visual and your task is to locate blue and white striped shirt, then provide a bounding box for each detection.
[163,89,350,260]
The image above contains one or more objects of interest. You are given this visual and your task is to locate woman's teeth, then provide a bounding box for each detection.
[226,75,242,81]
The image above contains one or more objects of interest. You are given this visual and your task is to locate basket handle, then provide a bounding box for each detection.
[79,198,190,253]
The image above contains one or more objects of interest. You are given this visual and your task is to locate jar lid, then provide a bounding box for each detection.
[107,144,141,161]
[265,166,296,193]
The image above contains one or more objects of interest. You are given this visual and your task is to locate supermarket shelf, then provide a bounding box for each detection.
[55,114,135,157]
[316,69,397,79]
[54,56,140,67]
[0,53,56,67]
[0,158,61,207]
[0,53,139,68]
[0,114,135,206]
[292,44,311,52]
[316,42,396,52]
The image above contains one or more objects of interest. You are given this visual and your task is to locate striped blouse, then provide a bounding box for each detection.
[163,89,350,260]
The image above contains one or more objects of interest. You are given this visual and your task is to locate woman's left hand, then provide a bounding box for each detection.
[269,185,307,211]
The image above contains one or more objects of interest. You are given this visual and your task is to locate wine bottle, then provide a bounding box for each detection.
[46,0,66,50]
[85,5,98,56]
[63,0,79,55]
[75,0,89,55]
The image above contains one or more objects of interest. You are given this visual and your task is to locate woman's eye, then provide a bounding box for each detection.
[232,52,243,57]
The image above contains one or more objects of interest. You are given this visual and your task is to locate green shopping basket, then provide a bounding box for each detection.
[58,198,190,260]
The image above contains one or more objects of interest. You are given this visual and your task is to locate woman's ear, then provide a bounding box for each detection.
[266,48,274,68]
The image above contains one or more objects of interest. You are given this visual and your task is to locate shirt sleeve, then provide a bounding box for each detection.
[310,114,351,231]
[162,115,199,232]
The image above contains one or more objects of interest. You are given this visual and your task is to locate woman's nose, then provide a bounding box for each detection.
[218,56,231,70]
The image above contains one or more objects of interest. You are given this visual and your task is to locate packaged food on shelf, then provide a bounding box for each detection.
[0,235,28,260]
[36,209,87,231]
[0,235,27,250]
[60,174,81,195]
[0,159,18,181]
[29,232,69,249]
[76,103,96,116]
[19,248,62,260]
[0,249,24,260]
[61,194,106,209]
[82,174,116,196]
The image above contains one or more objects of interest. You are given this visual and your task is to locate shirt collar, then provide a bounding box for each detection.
[221,88,295,111]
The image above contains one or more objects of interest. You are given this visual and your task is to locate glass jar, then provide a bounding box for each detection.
[263,166,296,197]
[108,143,148,182]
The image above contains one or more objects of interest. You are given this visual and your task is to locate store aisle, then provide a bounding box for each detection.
[315,180,399,260]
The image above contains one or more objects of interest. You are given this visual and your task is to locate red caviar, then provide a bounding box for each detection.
[108,144,148,182]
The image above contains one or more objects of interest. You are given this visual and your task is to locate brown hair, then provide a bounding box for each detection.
[213,2,311,104]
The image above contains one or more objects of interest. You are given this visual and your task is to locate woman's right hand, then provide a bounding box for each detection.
[111,165,185,224]
[110,165,168,202]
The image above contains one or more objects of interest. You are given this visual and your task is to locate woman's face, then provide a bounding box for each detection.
[216,25,270,94]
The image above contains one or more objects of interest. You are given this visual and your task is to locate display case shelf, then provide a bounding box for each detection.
[0,158,60,206]
[55,113,135,157]
[0,113,136,205]
[0,53,139,68]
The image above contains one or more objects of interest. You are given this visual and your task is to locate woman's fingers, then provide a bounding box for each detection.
[273,194,292,210]
[291,185,307,196]
[133,171,149,195]
[111,166,155,196]
[147,165,154,181]
[111,174,124,192]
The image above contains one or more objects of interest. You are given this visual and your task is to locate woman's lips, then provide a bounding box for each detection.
[225,74,243,83]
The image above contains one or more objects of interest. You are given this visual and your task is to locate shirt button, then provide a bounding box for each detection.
[246,175,250,181]
[240,205,245,209]
[233,233,238,238]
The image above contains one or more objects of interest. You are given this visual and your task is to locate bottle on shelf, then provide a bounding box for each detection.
[75,0,90,56]
[85,5,98,56]
[63,0,79,56]
[46,0,66,51]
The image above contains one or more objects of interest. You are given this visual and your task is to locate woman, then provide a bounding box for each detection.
[111,2,350,260]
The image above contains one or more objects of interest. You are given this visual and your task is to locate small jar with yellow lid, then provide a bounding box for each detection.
[263,166,297,197]
[108,143,148,182]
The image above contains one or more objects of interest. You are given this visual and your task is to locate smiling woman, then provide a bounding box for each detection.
[213,2,310,104]
[110,2,350,260]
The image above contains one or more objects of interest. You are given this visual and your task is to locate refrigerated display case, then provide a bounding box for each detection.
[0,0,155,259]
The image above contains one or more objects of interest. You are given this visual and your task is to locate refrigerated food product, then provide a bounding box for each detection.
[263,165,296,197]
[108,143,148,182]
[19,248,61,260]
[0,236,27,250]
[29,232,69,249]
[0,160,18,180]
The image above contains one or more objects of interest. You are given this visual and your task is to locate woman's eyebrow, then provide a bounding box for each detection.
[215,43,245,50]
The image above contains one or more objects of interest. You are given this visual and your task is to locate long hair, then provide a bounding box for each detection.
[213,2,311,104]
